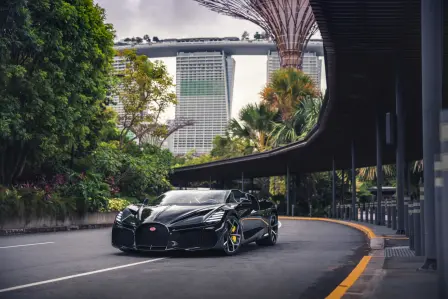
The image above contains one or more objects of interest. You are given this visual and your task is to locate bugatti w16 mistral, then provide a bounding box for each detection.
[112,189,278,255]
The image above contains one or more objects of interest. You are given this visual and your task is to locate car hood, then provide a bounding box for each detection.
[138,204,223,225]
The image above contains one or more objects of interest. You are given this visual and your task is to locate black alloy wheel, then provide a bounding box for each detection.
[222,215,243,256]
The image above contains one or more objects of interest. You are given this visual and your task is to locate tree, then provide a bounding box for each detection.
[0,0,115,185]
[241,31,249,40]
[260,31,270,40]
[135,37,143,44]
[124,37,132,42]
[143,35,151,42]
[228,103,277,152]
[114,49,176,149]
[269,96,323,147]
[254,32,262,40]
[152,36,160,42]
[261,68,318,121]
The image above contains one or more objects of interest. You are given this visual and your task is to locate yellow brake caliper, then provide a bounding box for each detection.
[231,225,237,243]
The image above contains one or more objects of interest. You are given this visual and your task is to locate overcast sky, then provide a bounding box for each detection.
[95,0,323,121]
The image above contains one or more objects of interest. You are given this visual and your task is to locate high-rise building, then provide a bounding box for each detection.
[267,51,323,89]
[172,51,235,155]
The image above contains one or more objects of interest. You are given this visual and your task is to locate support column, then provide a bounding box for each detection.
[420,0,442,271]
[439,112,448,297]
[376,113,383,225]
[286,166,290,216]
[395,70,406,234]
[332,158,337,218]
[351,140,357,220]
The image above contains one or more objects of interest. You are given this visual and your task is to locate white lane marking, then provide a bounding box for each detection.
[0,242,55,249]
[0,258,166,293]
[278,221,282,228]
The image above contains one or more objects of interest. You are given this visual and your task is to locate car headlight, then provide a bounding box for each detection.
[116,211,123,222]
[204,210,225,224]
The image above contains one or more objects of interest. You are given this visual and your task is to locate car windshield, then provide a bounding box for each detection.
[152,190,228,206]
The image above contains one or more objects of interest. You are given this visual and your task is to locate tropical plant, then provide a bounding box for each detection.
[261,68,318,121]
[228,103,277,152]
[269,96,323,147]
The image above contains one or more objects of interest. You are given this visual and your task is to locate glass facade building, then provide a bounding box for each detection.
[172,51,235,155]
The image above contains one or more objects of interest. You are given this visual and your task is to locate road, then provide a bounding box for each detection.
[0,220,368,299]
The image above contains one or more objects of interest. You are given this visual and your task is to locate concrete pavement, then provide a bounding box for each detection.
[0,220,368,299]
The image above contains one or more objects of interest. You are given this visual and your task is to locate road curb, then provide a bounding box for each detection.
[342,249,386,298]
[278,216,384,299]
[0,224,113,236]
[278,216,384,249]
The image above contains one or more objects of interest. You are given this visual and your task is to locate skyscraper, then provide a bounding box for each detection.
[172,51,235,155]
[267,51,322,89]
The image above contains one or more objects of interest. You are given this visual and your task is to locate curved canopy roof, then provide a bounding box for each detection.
[170,0,447,185]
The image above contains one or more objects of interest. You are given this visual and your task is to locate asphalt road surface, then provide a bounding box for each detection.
[0,220,368,299]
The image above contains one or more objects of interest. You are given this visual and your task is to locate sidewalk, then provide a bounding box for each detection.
[339,219,438,299]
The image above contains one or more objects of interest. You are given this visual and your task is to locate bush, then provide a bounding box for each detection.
[0,185,75,226]
[100,198,132,212]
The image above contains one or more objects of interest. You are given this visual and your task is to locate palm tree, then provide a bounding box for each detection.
[357,165,396,181]
[261,68,318,121]
[228,102,277,152]
[269,96,323,147]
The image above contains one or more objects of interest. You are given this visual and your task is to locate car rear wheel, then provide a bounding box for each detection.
[256,215,278,246]
[222,215,242,256]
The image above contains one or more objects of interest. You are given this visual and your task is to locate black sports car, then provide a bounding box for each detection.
[112,189,278,255]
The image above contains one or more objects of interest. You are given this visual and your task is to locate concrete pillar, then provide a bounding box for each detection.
[395,70,406,234]
[420,0,442,271]
[286,166,290,216]
[404,197,410,236]
[409,202,415,250]
[392,198,397,230]
[438,112,448,297]
[387,199,392,228]
[420,184,426,255]
[414,200,422,256]
[376,113,384,226]
[332,158,337,218]
[351,140,357,220]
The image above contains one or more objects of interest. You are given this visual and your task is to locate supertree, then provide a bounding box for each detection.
[193,0,318,69]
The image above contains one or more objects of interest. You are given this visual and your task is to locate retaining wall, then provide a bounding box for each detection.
[0,212,117,235]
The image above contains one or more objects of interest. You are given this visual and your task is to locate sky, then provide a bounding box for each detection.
[95,0,323,121]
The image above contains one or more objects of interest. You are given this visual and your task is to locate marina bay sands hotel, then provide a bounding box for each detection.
[113,37,324,155]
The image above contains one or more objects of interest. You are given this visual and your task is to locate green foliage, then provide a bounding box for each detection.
[0,0,115,185]
[100,198,132,212]
[0,185,76,226]
[114,49,176,148]
[228,102,277,152]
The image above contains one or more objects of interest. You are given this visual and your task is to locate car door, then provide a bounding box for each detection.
[234,192,265,241]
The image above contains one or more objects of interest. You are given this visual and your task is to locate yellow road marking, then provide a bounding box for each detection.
[325,256,372,299]
[278,217,381,299]
[278,217,377,239]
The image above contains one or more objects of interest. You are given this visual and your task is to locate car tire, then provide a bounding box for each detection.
[256,214,278,246]
[222,215,243,256]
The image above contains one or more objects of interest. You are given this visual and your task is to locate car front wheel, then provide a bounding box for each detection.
[222,215,243,256]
